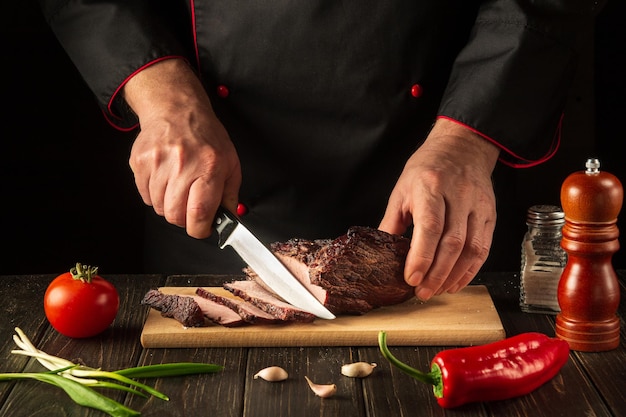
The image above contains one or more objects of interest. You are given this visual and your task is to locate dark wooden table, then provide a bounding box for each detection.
[0,271,624,417]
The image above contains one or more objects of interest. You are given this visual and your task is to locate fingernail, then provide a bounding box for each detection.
[407,272,423,287]
[416,287,433,302]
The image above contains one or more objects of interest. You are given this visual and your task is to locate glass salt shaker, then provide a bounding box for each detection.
[520,205,567,314]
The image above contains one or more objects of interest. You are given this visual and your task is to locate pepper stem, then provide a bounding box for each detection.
[70,263,98,284]
[378,331,440,386]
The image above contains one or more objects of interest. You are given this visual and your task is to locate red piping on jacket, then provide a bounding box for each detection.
[104,55,189,131]
[190,0,202,72]
[104,1,202,131]
[437,114,562,169]
[101,110,137,132]
[102,4,560,170]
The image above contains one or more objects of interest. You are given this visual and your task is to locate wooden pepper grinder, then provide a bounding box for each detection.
[556,158,623,351]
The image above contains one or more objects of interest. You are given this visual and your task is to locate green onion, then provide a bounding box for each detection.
[115,362,224,378]
[2,328,224,416]
[69,368,170,400]
[0,372,140,417]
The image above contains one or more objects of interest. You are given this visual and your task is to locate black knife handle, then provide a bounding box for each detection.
[214,206,238,249]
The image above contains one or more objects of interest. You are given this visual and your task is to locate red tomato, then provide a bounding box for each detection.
[44,263,119,338]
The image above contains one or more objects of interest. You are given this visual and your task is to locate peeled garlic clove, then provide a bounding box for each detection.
[254,366,288,382]
[304,376,337,398]
[341,362,377,378]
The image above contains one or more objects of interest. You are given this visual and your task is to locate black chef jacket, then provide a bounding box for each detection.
[40,0,599,274]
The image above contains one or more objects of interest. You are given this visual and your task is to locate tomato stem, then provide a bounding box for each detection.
[70,263,98,283]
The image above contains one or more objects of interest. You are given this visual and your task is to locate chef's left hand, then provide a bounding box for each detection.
[378,118,500,301]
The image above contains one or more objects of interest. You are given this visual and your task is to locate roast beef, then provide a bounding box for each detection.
[191,295,246,327]
[195,287,280,324]
[141,289,206,327]
[142,289,246,327]
[143,227,413,327]
[246,226,413,315]
[223,280,316,322]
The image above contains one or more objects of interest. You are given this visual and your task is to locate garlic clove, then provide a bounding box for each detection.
[253,366,288,382]
[304,376,337,398]
[341,362,377,378]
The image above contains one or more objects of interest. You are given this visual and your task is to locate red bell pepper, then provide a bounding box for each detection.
[378,331,570,408]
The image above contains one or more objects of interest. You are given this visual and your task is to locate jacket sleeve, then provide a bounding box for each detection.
[437,0,603,167]
[39,0,194,130]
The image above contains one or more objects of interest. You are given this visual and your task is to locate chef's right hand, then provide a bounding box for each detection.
[123,58,242,239]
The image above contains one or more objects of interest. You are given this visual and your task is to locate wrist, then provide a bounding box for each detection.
[123,58,210,119]
[427,118,501,171]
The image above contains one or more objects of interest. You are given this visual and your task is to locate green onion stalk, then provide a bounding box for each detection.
[0,327,223,417]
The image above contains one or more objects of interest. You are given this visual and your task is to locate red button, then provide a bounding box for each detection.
[410,84,423,98]
[217,85,229,98]
[236,203,248,217]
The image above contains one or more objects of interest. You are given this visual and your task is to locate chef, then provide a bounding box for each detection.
[39,0,599,301]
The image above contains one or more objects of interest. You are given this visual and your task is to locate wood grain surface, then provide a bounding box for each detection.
[141,285,505,348]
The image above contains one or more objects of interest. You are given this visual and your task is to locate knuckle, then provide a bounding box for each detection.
[467,236,491,263]
[165,212,186,227]
[429,273,448,285]
[420,214,445,236]
[187,202,211,222]
[440,232,465,254]
[465,238,485,258]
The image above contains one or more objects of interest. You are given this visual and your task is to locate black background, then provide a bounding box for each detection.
[2,1,624,275]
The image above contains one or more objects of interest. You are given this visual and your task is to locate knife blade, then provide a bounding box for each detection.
[213,206,336,320]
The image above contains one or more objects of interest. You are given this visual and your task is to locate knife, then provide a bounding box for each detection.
[213,206,336,320]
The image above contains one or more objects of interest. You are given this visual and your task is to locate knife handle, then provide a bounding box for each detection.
[214,206,238,249]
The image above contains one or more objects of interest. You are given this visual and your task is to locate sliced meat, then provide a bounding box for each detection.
[224,280,316,322]
[242,238,330,305]
[145,227,413,328]
[249,226,413,315]
[190,295,245,327]
[141,289,206,327]
[195,287,280,324]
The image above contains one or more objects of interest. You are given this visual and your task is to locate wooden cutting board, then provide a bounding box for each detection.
[140,285,505,348]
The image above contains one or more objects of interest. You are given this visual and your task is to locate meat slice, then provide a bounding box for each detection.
[142,289,246,327]
[195,287,280,324]
[250,226,413,315]
[141,289,206,327]
[190,295,245,327]
[224,280,316,322]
